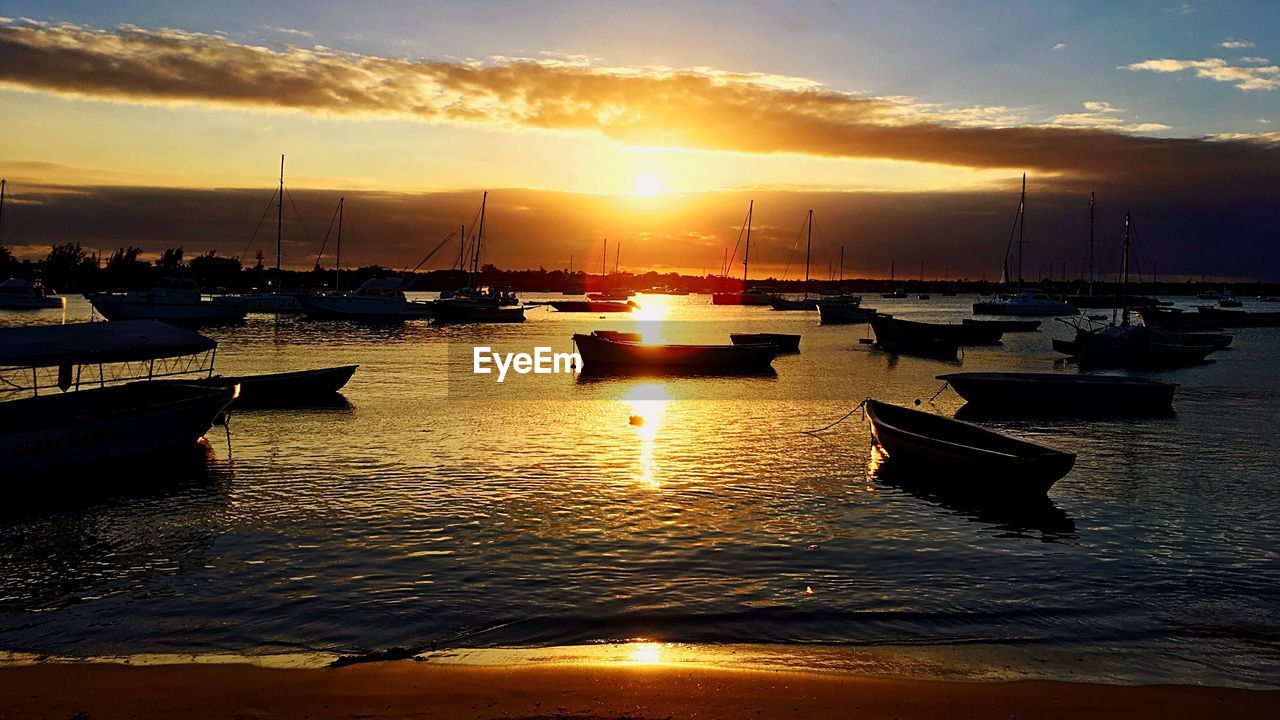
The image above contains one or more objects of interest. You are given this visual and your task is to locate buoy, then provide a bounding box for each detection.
[629,415,644,426]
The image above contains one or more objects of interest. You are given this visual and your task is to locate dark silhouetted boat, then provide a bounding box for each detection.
[193,365,357,406]
[1134,306,1219,332]
[865,399,1075,497]
[871,314,1004,346]
[713,200,776,306]
[573,331,782,372]
[0,320,236,477]
[816,295,873,324]
[962,318,1040,333]
[299,278,434,319]
[88,279,247,323]
[770,209,819,311]
[0,277,65,310]
[1195,306,1280,328]
[938,372,1176,415]
[730,333,801,352]
[549,300,636,313]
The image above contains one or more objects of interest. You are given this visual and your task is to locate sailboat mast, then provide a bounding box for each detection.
[803,209,812,297]
[0,179,6,246]
[602,238,607,276]
[335,197,343,291]
[1017,172,1026,293]
[1088,192,1096,296]
[470,191,487,286]
[839,245,844,283]
[743,200,753,283]
[614,242,620,274]
[1118,212,1132,325]
[276,154,284,272]
[890,259,895,283]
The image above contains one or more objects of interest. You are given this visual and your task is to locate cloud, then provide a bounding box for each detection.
[1241,56,1270,64]
[1053,43,1067,51]
[0,20,1275,201]
[1045,101,1170,132]
[1124,57,1280,91]
[1219,38,1255,49]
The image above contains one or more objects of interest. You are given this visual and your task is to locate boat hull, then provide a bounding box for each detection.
[866,400,1075,497]
[817,303,876,324]
[730,333,801,352]
[769,297,817,311]
[194,365,357,406]
[711,292,773,306]
[88,295,247,322]
[961,318,1040,333]
[1195,306,1280,328]
[549,301,635,313]
[939,372,1176,415]
[0,382,235,478]
[871,314,1003,345]
[1060,328,1216,368]
[298,294,433,319]
[0,295,65,310]
[972,299,1078,316]
[573,332,781,372]
[431,301,526,323]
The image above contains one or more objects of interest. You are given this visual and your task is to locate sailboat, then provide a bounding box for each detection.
[881,261,907,298]
[712,200,776,305]
[0,180,66,310]
[239,155,304,313]
[297,198,435,319]
[972,175,1077,317]
[431,192,526,323]
[770,209,818,310]
[1056,213,1216,368]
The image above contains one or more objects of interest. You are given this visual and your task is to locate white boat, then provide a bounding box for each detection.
[973,290,1078,317]
[431,192,526,323]
[0,320,237,477]
[298,278,433,319]
[237,291,303,313]
[87,280,247,322]
[0,277,65,309]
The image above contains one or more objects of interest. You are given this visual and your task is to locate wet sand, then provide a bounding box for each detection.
[0,661,1275,719]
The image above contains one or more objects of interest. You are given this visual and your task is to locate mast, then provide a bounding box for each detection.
[919,260,924,282]
[1016,173,1026,293]
[803,209,812,297]
[839,245,844,282]
[614,241,620,274]
[1088,191,1096,296]
[1117,211,1132,325]
[890,259,895,283]
[569,254,573,274]
[458,225,465,272]
[335,197,343,291]
[602,238,607,276]
[276,154,284,272]
[0,179,6,246]
[469,191,487,287]
[743,200,753,283]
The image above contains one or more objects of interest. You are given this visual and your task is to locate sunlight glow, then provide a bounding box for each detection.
[626,642,665,665]
[622,383,671,488]
[633,171,664,197]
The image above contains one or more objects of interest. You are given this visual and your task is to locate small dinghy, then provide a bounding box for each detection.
[549,300,636,313]
[865,399,1075,497]
[938,372,1176,415]
[573,331,782,373]
[195,365,357,406]
[730,333,801,352]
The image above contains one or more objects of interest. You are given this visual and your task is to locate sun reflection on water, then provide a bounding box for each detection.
[621,383,671,487]
[629,296,671,342]
[626,642,665,665]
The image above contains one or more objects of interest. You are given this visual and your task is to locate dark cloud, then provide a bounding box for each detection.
[2,182,1276,281]
[0,21,1277,200]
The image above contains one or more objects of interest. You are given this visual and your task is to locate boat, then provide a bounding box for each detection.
[770,209,819,311]
[961,318,1041,332]
[1218,292,1243,308]
[550,300,636,313]
[191,365,357,406]
[1195,306,1280,328]
[87,279,248,323]
[0,320,237,477]
[865,399,1075,497]
[1133,306,1220,332]
[587,291,633,302]
[430,192,526,323]
[572,331,783,372]
[0,277,65,310]
[881,290,908,299]
[712,200,777,306]
[1066,294,1166,309]
[871,314,1004,345]
[299,277,433,319]
[1197,289,1223,300]
[238,290,303,313]
[729,333,801,352]
[816,295,874,324]
[938,372,1177,415]
[973,290,1078,316]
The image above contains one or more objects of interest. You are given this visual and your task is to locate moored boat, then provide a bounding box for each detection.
[973,290,1078,316]
[938,372,1177,415]
[191,365,357,406]
[0,320,236,478]
[961,318,1041,332]
[1195,306,1280,328]
[0,277,65,310]
[729,333,801,352]
[549,300,636,313]
[871,314,1004,345]
[817,300,875,324]
[865,399,1075,497]
[299,278,433,319]
[88,279,247,323]
[573,331,782,372]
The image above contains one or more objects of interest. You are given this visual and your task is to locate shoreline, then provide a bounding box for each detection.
[0,656,1276,720]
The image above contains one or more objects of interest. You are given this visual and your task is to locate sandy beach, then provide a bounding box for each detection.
[0,660,1275,720]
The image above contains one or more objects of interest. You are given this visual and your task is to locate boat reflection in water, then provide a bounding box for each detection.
[867,444,1076,541]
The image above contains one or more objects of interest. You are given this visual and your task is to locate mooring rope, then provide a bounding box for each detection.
[927,380,950,405]
[802,398,869,436]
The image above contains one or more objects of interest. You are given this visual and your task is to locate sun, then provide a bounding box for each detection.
[632,171,664,197]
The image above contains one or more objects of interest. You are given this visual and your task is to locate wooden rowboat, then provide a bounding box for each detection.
[865,399,1075,497]
[938,372,1176,415]
[573,331,782,372]
[729,333,801,352]
[194,365,357,406]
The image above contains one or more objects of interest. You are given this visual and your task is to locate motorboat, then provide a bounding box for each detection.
[587,290,634,301]
[1218,291,1243,308]
[432,286,526,323]
[938,372,1176,415]
[0,320,236,477]
[573,330,783,372]
[1195,306,1280,328]
[973,290,1078,316]
[865,399,1075,497]
[237,291,303,313]
[712,287,776,306]
[729,333,801,352]
[298,278,433,319]
[0,277,65,310]
[87,279,247,323]
[1059,322,1216,367]
[816,296,874,324]
[549,299,636,313]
